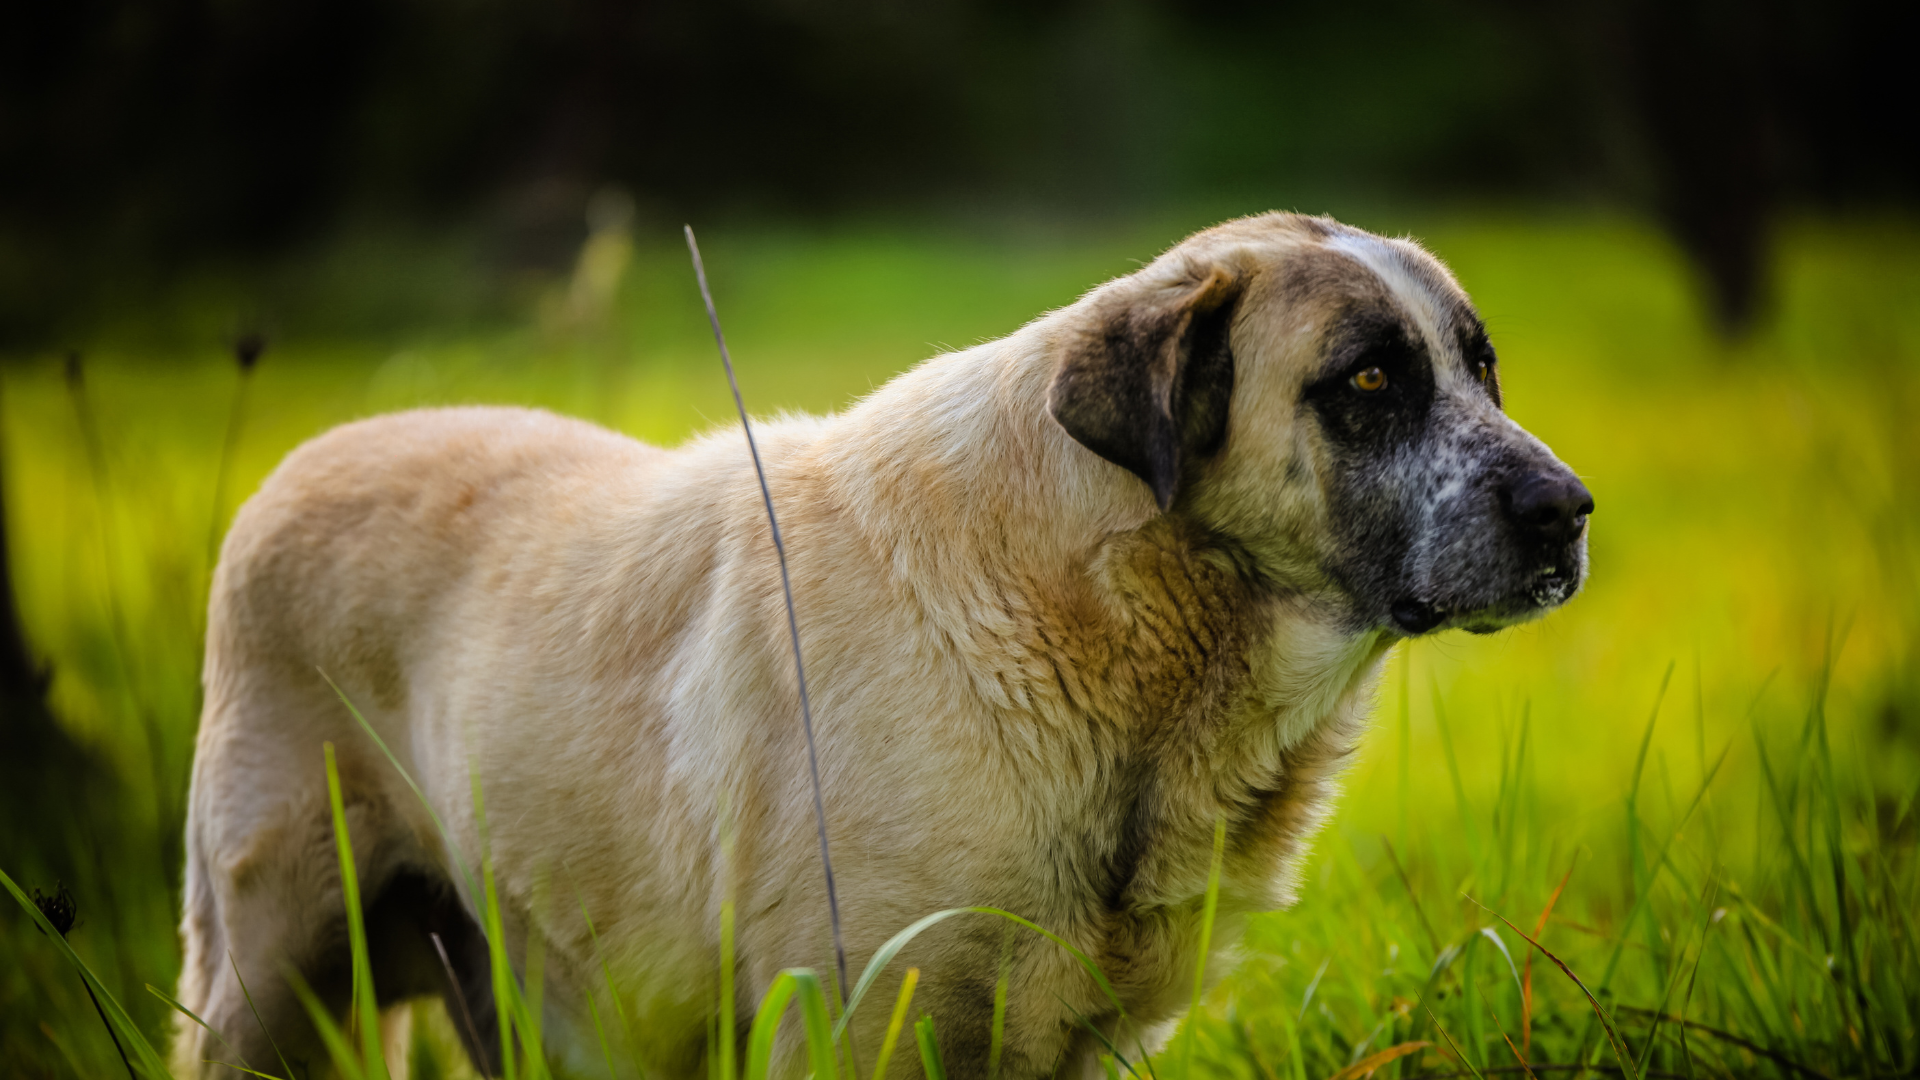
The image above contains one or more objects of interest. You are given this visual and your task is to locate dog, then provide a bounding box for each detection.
[171,212,1590,1079]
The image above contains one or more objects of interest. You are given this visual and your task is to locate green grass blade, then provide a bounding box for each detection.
[0,866,175,1080]
[1396,644,1413,857]
[745,971,798,1080]
[1184,817,1227,1076]
[1811,677,1878,1071]
[523,879,549,1074]
[39,1018,92,1080]
[1460,932,1484,1070]
[1477,925,1524,1039]
[1467,897,1638,1080]
[581,967,619,1080]
[230,953,297,1080]
[1297,958,1329,1023]
[1625,664,1673,951]
[871,968,919,1080]
[914,1016,947,1080]
[988,923,1013,1080]
[324,742,390,1080]
[328,669,556,1077]
[1576,736,1731,1064]
[1632,889,1715,1079]
[204,1062,295,1080]
[1753,714,1827,954]
[281,962,368,1080]
[321,671,479,904]
[836,908,967,1038]
[1399,940,1463,1053]
[721,893,737,1080]
[790,969,840,1080]
[969,909,1130,1022]
[472,769,524,1080]
[743,970,837,1080]
[1491,707,1531,900]
[1380,836,1441,962]
[333,659,564,1073]
[1422,1006,1485,1080]
[981,906,1156,1077]
[1281,1009,1306,1080]
[575,888,644,1078]
[836,904,1131,1046]
[145,983,245,1071]
[1051,991,1136,1076]
[1430,683,1482,870]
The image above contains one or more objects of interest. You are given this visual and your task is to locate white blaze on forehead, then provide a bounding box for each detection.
[1322,233,1463,384]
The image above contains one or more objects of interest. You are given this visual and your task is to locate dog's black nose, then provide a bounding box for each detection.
[1503,469,1593,543]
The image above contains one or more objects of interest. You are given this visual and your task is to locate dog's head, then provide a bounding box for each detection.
[1048,212,1591,636]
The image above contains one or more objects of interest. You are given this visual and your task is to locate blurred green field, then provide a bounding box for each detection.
[3,210,1917,1079]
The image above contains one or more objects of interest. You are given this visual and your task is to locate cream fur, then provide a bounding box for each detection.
[173,213,1490,1079]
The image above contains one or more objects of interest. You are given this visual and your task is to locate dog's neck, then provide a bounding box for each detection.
[811,326,1391,912]
[816,320,1382,710]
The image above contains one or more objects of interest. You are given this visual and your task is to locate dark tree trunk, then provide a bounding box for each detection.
[0,386,100,883]
[1617,0,1778,337]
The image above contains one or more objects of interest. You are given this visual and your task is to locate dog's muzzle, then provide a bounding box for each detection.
[1387,462,1593,637]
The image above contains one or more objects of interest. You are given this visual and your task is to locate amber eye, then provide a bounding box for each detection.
[1477,360,1491,383]
[1351,366,1387,392]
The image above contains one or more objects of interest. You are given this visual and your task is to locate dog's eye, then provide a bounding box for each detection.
[1477,360,1491,384]
[1351,366,1387,393]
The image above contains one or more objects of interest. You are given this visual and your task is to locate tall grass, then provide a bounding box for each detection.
[1174,653,1918,1080]
[3,213,1917,1076]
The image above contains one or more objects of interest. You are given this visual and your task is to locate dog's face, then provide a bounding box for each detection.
[1049,213,1591,636]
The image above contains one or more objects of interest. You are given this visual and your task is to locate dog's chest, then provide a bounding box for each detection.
[919,517,1384,1044]
[987,641,1376,1055]
[980,535,1379,997]
[1048,648,1365,907]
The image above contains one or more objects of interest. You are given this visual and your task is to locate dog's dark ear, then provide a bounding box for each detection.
[1047,266,1243,512]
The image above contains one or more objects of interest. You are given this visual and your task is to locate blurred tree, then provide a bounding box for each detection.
[0,397,103,885]
[1619,0,1777,335]
[1582,0,1918,335]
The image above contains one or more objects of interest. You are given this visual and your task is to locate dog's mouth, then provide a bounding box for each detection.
[1389,598,1447,635]
[1390,562,1585,638]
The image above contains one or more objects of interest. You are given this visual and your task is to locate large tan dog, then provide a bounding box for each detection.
[173,212,1591,1079]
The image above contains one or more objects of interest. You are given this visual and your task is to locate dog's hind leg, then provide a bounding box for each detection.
[174,782,506,1077]
[174,727,503,1077]
[171,669,483,1078]
[172,777,361,1079]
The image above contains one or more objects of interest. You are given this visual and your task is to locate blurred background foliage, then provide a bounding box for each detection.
[2,2,1918,1077]
[2,0,1915,344]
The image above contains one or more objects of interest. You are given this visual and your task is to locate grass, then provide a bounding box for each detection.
[1,208,1917,1078]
